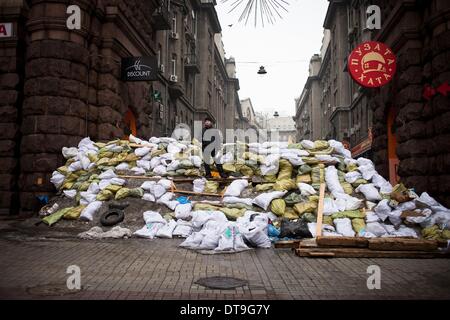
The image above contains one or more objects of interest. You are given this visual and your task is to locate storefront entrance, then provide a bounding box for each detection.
[123,108,137,139]
[387,105,400,185]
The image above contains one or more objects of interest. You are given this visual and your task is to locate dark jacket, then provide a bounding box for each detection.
[202,127,222,153]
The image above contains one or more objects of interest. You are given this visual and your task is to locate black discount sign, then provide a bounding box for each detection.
[121,56,158,81]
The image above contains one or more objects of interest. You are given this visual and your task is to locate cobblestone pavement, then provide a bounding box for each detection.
[0,237,449,300]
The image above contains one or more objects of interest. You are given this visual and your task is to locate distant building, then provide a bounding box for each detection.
[267,116,296,143]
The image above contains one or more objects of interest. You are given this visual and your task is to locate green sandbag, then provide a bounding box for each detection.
[105,184,122,193]
[294,201,317,215]
[313,140,329,150]
[220,207,246,220]
[224,203,253,210]
[303,212,317,223]
[277,159,293,180]
[352,218,366,233]
[283,207,299,220]
[346,162,358,172]
[284,193,303,206]
[331,210,366,219]
[352,179,368,188]
[64,205,86,220]
[422,225,450,241]
[184,169,201,176]
[42,207,73,226]
[193,203,221,211]
[179,159,194,169]
[271,199,286,217]
[341,182,353,195]
[204,181,219,193]
[296,174,312,184]
[236,164,253,177]
[97,190,114,201]
[223,163,237,173]
[255,183,274,192]
[273,179,297,191]
[115,187,144,200]
[298,164,312,174]
[323,216,333,225]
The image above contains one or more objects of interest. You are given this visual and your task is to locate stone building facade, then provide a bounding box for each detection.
[0,0,242,215]
[295,0,450,206]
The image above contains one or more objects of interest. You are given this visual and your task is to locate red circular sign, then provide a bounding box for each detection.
[348,41,397,88]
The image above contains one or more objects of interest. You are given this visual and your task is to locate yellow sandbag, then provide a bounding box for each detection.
[125,153,140,162]
[204,181,219,193]
[151,148,166,157]
[115,187,144,200]
[352,179,368,187]
[346,162,358,172]
[63,205,86,220]
[184,169,201,176]
[62,181,74,190]
[323,216,333,225]
[96,190,114,201]
[193,203,221,211]
[236,164,254,177]
[87,153,98,163]
[313,140,329,150]
[42,207,72,226]
[331,210,366,219]
[309,195,319,202]
[220,207,246,220]
[341,182,353,195]
[294,201,317,215]
[223,163,237,173]
[311,164,325,188]
[96,157,110,166]
[271,199,286,217]
[264,175,277,183]
[273,179,297,191]
[277,159,293,180]
[79,181,91,192]
[105,184,122,193]
[57,166,69,175]
[97,151,113,159]
[256,183,274,192]
[94,142,106,148]
[309,146,334,155]
[296,174,312,184]
[283,207,299,220]
[352,218,366,233]
[287,143,303,150]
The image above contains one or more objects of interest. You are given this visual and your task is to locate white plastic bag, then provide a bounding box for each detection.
[365,222,388,237]
[62,147,78,159]
[175,203,193,220]
[356,183,382,201]
[80,201,103,221]
[298,183,316,196]
[334,218,355,237]
[241,224,271,248]
[374,199,391,221]
[193,178,206,193]
[344,171,362,184]
[224,179,249,197]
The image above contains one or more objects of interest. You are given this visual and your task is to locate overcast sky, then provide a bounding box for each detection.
[215,0,329,117]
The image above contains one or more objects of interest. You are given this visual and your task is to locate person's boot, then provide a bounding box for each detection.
[216,164,228,179]
[204,164,212,179]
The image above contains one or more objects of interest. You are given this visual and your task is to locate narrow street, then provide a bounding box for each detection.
[0,222,449,300]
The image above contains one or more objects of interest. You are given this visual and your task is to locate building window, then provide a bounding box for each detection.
[172,15,177,32]
[171,55,176,76]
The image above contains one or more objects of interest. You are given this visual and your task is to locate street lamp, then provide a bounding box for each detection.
[257,66,267,75]
[273,111,279,117]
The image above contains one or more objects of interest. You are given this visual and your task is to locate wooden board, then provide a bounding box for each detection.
[295,247,450,259]
[316,236,369,248]
[274,240,301,249]
[172,189,223,197]
[315,183,326,237]
[367,238,439,252]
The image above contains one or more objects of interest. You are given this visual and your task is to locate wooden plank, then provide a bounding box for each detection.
[274,240,301,249]
[316,236,368,248]
[315,183,326,237]
[368,238,439,252]
[295,247,449,259]
[172,189,223,197]
[298,239,318,248]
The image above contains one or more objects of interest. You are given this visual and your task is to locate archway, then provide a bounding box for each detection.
[387,105,399,185]
[123,108,137,139]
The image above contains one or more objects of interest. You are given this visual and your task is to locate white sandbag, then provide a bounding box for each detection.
[193,178,206,193]
[99,179,111,190]
[150,157,162,170]
[358,164,376,181]
[387,209,403,228]
[135,147,151,157]
[428,211,450,227]
[366,201,377,210]
[355,183,382,201]
[158,179,173,190]
[110,178,125,186]
[143,211,166,224]
[253,191,287,211]
[129,134,143,144]
[334,218,355,237]
[79,201,103,221]
[141,181,156,191]
[149,137,161,144]
[372,174,393,194]
[315,155,340,164]
[282,154,305,166]
[68,161,82,172]
[99,169,117,180]
[224,179,249,197]
[78,137,97,152]
[281,148,309,157]
[190,156,202,168]
[344,171,362,184]
[179,232,205,248]
[215,223,249,252]
[264,154,280,166]
[62,147,78,159]
[156,220,177,239]
[79,226,131,239]
[157,193,179,210]
[366,222,388,237]
[115,162,129,170]
[396,201,417,211]
[356,157,374,167]
[136,160,151,171]
[223,197,253,207]
[50,171,65,189]
[157,192,174,203]
[260,163,279,176]
[416,192,450,213]
[153,165,167,176]
[63,189,77,199]
[80,191,97,205]
[142,193,156,202]
[328,140,351,158]
[325,166,346,198]
[298,183,316,196]
[166,160,180,171]
[386,225,419,238]
[301,140,315,150]
[374,199,391,221]
[134,223,164,239]
[87,182,100,194]
[150,184,166,198]
[307,223,341,238]
[175,203,193,220]
[323,198,339,216]
[191,210,227,229]
[241,224,271,248]
[344,196,363,211]
[172,220,193,238]
[405,209,432,224]
[130,167,146,175]
[365,211,380,223]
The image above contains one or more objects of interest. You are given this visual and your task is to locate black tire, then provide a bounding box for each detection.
[100,209,125,227]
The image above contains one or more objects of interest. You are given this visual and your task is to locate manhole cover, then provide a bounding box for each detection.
[26,284,82,297]
[195,276,248,290]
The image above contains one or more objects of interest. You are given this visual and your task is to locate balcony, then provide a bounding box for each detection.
[152,2,171,30]
[184,53,200,74]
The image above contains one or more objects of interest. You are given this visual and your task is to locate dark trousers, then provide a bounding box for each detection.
[203,148,226,178]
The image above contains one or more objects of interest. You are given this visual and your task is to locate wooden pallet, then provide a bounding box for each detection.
[274,240,301,249]
[295,247,450,258]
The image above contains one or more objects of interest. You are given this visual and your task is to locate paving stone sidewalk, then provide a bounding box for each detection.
[0,237,449,300]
